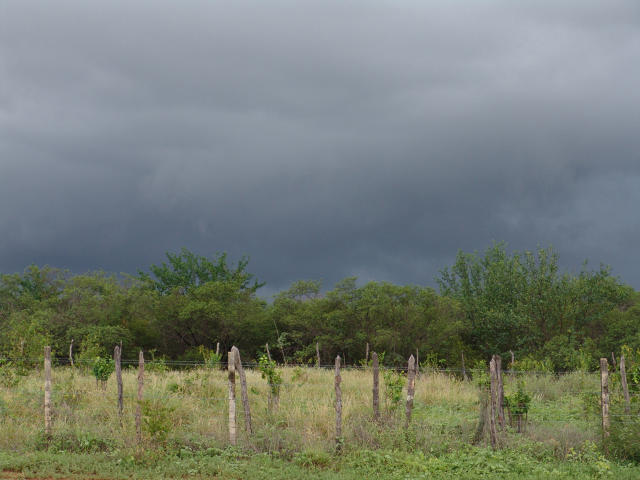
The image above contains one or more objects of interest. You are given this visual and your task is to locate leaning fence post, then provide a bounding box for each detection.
[232,346,252,435]
[135,350,144,445]
[44,346,52,437]
[335,355,342,449]
[372,352,380,420]
[228,349,237,446]
[494,355,505,428]
[489,357,498,449]
[114,345,123,417]
[265,343,272,363]
[620,354,631,415]
[316,342,321,368]
[600,358,610,445]
[405,355,416,428]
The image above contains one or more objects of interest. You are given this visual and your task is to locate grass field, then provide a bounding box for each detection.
[0,364,638,479]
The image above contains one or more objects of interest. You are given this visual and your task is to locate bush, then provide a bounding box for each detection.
[382,369,405,412]
[504,381,531,432]
[91,357,114,389]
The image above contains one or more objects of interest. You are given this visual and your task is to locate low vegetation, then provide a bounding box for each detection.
[1,363,640,478]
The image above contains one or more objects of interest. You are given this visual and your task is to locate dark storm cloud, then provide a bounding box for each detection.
[1,0,640,294]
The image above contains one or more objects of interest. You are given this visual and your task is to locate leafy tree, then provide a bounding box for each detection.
[139,247,263,295]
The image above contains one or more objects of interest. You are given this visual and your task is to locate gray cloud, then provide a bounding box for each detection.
[1,0,640,294]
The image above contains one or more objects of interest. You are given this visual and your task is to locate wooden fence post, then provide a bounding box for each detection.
[415,348,420,377]
[611,352,617,371]
[316,342,321,368]
[600,358,610,445]
[114,345,123,417]
[44,346,52,437]
[231,346,252,435]
[265,343,272,363]
[461,352,468,381]
[509,350,515,376]
[216,342,220,357]
[228,350,237,446]
[489,357,498,449]
[494,355,505,428]
[135,350,144,445]
[365,343,369,364]
[620,354,631,414]
[405,355,416,428]
[335,355,342,448]
[372,352,380,420]
[69,339,74,368]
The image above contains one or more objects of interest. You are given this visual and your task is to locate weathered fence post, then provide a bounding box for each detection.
[365,343,369,364]
[611,352,617,371]
[44,346,52,437]
[620,354,631,414]
[316,342,321,368]
[494,355,505,428]
[114,345,123,417]
[335,355,342,448]
[415,348,420,377]
[600,358,610,445]
[372,352,380,420]
[228,349,237,446]
[216,342,220,357]
[405,355,416,428]
[135,350,144,445]
[509,350,515,376]
[231,346,252,434]
[69,339,74,368]
[489,357,498,449]
[265,343,272,363]
[461,351,468,381]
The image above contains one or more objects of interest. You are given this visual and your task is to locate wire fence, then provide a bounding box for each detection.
[2,348,637,453]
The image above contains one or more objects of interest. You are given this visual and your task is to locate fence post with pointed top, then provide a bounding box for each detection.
[405,355,416,428]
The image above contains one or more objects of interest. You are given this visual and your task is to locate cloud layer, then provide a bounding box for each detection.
[1,0,640,293]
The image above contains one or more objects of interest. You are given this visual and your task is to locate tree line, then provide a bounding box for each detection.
[0,244,638,371]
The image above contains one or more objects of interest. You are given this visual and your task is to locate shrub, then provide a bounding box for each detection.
[91,357,114,389]
[258,354,282,411]
[504,381,531,432]
[198,346,222,369]
[382,369,405,412]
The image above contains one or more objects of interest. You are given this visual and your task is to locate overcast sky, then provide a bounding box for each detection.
[1,1,640,295]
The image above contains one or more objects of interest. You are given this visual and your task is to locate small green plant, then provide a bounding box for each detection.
[504,381,531,432]
[141,398,175,445]
[420,352,445,371]
[198,346,222,369]
[258,354,282,411]
[291,366,308,385]
[513,355,553,374]
[382,368,405,412]
[91,356,114,390]
[145,349,168,373]
[358,351,385,367]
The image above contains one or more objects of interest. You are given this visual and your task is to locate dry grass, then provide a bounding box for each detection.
[0,365,602,457]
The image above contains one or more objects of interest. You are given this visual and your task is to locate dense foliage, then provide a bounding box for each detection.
[0,243,638,370]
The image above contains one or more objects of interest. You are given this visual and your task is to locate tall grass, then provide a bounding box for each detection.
[0,365,603,458]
